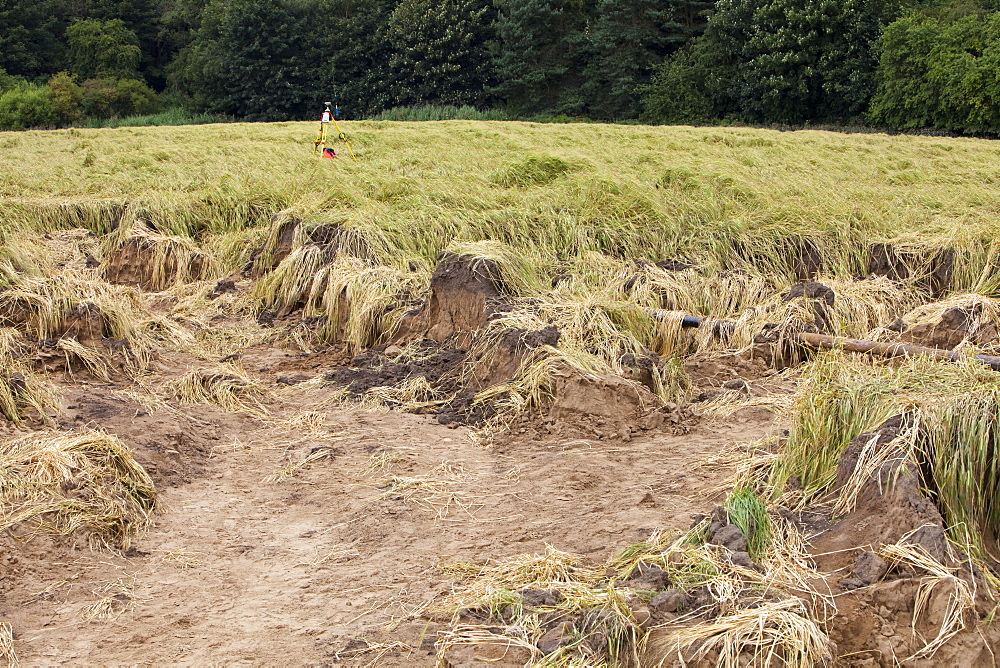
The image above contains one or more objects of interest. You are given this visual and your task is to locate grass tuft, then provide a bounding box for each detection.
[0,430,156,549]
[166,363,268,414]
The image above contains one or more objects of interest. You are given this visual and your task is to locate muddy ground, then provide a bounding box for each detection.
[1,341,762,665]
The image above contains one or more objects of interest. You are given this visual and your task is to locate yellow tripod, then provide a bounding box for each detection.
[313,102,356,161]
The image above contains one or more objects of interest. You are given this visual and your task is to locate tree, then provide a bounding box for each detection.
[738,0,901,123]
[385,0,494,108]
[492,0,591,116]
[640,0,760,123]
[641,0,904,125]
[582,0,711,119]
[173,0,314,120]
[669,0,713,39]
[0,0,65,78]
[66,18,142,79]
[869,10,1000,132]
[307,0,398,116]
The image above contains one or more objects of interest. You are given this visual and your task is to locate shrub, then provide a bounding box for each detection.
[640,43,719,124]
[48,72,85,125]
[0,84,57,131]
[80,78,157,119]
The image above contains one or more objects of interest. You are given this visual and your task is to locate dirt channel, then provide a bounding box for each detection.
[1,355,754,665]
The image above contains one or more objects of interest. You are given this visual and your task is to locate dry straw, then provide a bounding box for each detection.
[0,622,16,667]
[435,518,833,667]
[166,362,269,414]
[878,537,977,660]
[0,430,156,549]
[81,578,138,621]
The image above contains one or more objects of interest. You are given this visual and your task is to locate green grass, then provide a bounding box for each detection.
[726,487,772,559]
[772,353,1000,556]
[80,107,229,129]
[370,105,509,121]
[2,121,1000,291]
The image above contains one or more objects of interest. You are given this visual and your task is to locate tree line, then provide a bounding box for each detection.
[1,0,998,133]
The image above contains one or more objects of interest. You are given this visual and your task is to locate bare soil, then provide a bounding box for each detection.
[1,346,754,665]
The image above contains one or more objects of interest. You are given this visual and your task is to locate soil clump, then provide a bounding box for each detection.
[103,236,208,291]
[395,252,512,347]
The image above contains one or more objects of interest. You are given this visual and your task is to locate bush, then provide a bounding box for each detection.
[640,43,719,124]
[0,84,57,131]
[80,78,157,119]
[48,72,85,125]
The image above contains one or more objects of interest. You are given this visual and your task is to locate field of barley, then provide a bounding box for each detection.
[2,120,1000,666]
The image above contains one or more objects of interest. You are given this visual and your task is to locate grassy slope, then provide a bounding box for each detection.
[2,122,999,280]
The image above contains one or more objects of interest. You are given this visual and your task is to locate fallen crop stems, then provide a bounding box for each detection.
[651,310,1000,371]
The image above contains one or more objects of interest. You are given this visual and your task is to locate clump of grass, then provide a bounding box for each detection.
[55,336,113,381]
[0,329,55,424]
[103,221,214,291]
[655,598,833,667]
[249,209,308,275]
[437,521,833,667]
[0,274,193,372]
[625,264,776,324]
[0,430,156,549]
[445,240,546,297]
[887,293,1000,350]
[462,296,691,436]
[771,352,1000,556]
[492,155,579,188]
[725,487,772,560]
[166,363,268,414]
[254,253,426,352]
[364,450,403,474]
[358,376,443,410]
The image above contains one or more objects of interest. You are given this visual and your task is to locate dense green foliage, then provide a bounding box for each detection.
[869,11,1000,132]
[0,0,999,131]
[642,0,903,125]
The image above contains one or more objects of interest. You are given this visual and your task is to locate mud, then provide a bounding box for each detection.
[899,304,999,350]
[57,385,225,485]
[324,342,467,398]
[395,251,511,346]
